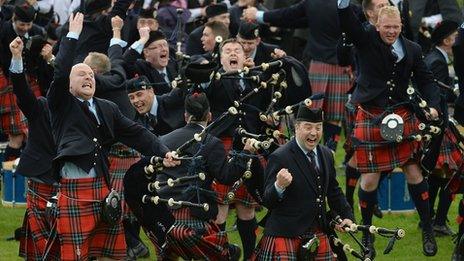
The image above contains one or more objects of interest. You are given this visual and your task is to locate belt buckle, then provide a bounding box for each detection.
[380,113,404,142]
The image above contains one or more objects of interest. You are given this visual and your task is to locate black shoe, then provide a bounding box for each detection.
[361,232,376,260]
[452,233,464,261]
[422,227,438,256]
[127,241,150,260]
[373,204,383,219]
[433,224,454,237]
[228,243,241,261]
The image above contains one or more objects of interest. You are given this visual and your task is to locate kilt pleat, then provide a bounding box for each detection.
[165,208,229,260]
[0,75,40,136]
[57,177,126,261]
[353,106,420,173]
[308,61,351,122]
[108,143,140,217]
[252,231,335,261]
[436,128,464,171]
[19,180,60,261]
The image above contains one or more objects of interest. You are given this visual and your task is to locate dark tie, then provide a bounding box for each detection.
[307,150,320,174]
[160,72,168,84]
[81,100,99,126]
[146,113,157,129]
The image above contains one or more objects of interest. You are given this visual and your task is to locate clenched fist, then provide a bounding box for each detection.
[242,7,258,22]
[276,168,292,189]
[9,37,24,58]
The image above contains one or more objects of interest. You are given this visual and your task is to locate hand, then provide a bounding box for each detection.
[9,37,23,58]
[271,48,286,59]
[242,7,258,22]
[69,12,84,36]
[40,43,53,61]
[243,138,256,153]
[138,26,150,45]
[335,219,353,233]
[276,168,292,189]
[243,57,255,68]
[26,0,37,6]
[163,151,181,168]
[427,108,439,121]
[111,15,124,30]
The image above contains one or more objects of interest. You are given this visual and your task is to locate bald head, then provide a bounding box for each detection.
[69,63,96,100]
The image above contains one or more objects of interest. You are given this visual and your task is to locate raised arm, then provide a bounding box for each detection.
[122,27,150,78]
[47,13,83,111]
[337,1,370,48]
[96,16,128,93]
[9,37,39,119]
[243,1,308,29]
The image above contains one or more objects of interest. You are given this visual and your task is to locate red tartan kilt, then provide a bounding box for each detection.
[252,230,335,261]
[212,136,258,207]
[165,208,229,260]
[353,106,421,173]
[57,177,126,261]
[308,61,351,121]
[436,128,464,171]
[0,68,7,87]
[108,144,141,217]
[19,180,60,261]
[0,76,40,136]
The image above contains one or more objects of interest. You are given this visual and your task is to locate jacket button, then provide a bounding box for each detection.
[316,198,320,202]
[93,138,98,142]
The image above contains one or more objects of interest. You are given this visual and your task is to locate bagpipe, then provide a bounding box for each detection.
[330,216,405,260]
[444,117,464,194]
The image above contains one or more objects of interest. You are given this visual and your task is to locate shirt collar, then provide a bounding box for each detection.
[435,46,450,64]
[157,68,168,76]
[76,97,94,105]
[295,138,318,158]
[149,97,158,116]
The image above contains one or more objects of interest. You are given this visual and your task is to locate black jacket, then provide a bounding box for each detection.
[57,0,133,63]
[186,25,205,56]
[262,0,342,65]
[263,140,353,237]
[206,75,271,139]
[11,72,56,183]
[94,43,136,119]
[47,36,169,179]
[156,123,249,220]
[338,5,440,109]
[453,27,464,124]
[425,47,455,103]
[254,42,279,66]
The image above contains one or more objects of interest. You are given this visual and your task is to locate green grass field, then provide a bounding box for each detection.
[0,141,461,260]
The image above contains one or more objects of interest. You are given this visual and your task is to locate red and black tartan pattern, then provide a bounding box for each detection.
[353,106,421,173]
[19,180,60,261]
[0,75,40,136]
[212,136,258,207]
[308,61,352,122]
[108,143,140,217]
[57,177,126,261]
[164,207,230,260]
[435,128,463,171]
[252,230,336,261]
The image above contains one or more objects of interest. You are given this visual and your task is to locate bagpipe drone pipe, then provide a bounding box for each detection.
[329,215,405,260]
